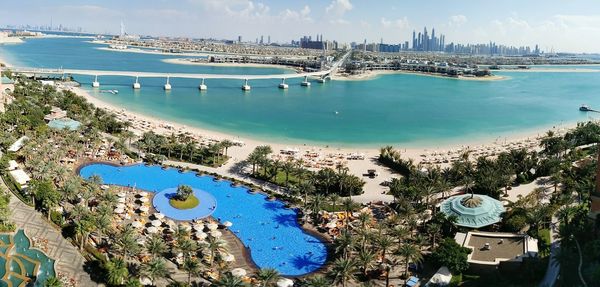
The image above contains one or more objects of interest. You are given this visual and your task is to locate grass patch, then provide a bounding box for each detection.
[169,195,199,210]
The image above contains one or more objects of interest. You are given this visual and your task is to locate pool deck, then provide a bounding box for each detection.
[5,186,96,286]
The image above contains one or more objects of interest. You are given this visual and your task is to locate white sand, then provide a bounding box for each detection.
[162,58,298,71]
[68,84,564,204]
[332,70,507,82]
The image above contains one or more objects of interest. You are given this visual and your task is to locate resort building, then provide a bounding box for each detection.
[455,231,538,271]
[44,107,81,130]
[440,194,505,228]
[8,136,29,153]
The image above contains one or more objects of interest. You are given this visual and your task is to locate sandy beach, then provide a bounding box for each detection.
[0,54,575,203]
[0,36,23,45]
[66,83,564,204]
[162,58,299,71]
[332,69,507,81]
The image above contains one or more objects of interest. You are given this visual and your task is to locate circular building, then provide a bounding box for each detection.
[440,194,505,228]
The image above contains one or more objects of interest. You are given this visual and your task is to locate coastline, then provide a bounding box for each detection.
[1,52,588,203]
[162,58,299,71]
[332,69,507,82]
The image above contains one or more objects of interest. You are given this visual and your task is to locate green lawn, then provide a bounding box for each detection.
[169,195,200,210]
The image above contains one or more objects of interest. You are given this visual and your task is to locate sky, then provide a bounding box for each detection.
[2,0,600,53]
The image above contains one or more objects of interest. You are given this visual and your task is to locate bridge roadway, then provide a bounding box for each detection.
[10,51,350,81]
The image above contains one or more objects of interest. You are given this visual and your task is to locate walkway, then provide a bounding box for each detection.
[539,215,559,287]
[6,189,96,286]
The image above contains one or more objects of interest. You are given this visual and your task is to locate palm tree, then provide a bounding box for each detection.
[181,257,202,285]
[281,161,296,187]
[375,235,394,262]
[329,258,357,287]
[176,237,197,260]
[202,237,229,267]
[395,243,423,278]
[329,194,340,212]
[105,257,129,286]
[213,273,249,287]
[141,258,169,286]
[146,234,167,257]
[220,139,234,157]
[356,249,376,277]
[256,268,281,287]
[301,275,331,287]
[333,230,355,259]
[74,216,94,250]
[295,181,315,207]
[44,276,63,287]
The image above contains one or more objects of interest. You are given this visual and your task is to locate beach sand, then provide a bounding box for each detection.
[162,58,299,71]
[332,70,507,82]
[67,84,565,204]
[0,54,572,204]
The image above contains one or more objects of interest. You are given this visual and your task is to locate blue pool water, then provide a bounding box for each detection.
[79,163,327,275]
[152,187,217,221]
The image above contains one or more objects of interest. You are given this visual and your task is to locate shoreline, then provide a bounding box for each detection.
[332,69,507,82]
[162,58,299,71]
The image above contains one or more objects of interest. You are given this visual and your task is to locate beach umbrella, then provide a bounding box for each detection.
[114,208,125,214]
[210,230,222,238]
[100,185,110,190]
[151,220,162,227]
[131,221,143,228]
[325,222,337,229]
[154,213,165,219]
[276,278,294,287]
[116,203,126,209]
[138,192,148,197]
[231,268,247,277]
[180,224,192,231]
[139,197,149,203]
[117,192,127,197]
[146,227,158,234]
[223,221,233,227]
[166,219,176,228]
[193,223,204,231]
[222,253,235,262]
[117,197,126,203]
[207,223,219,230]
[195,231,208,239]
[137,238,146,246]
[139,206,149,212]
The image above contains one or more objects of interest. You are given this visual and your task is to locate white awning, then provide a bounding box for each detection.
[9,169,31,185]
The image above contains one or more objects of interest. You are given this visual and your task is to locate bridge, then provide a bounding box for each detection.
[8,51,350,91]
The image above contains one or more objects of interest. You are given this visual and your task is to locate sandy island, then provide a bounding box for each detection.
[333,70,507,81]
[162,58,299,71]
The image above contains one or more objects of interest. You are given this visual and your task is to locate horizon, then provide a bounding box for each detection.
[2,0,600,53]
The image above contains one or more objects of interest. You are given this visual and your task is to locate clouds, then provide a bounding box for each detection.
[325,0,353,25]
[448,15,467,27]
[325,0,353,17]
[280,5,312,22]
[380,17,409,29]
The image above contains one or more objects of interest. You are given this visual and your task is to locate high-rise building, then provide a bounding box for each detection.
[267,35,270,44]
[238,36,242,43]
[260,35,264,44]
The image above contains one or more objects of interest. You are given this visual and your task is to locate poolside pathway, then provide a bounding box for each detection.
[5,189,96,286]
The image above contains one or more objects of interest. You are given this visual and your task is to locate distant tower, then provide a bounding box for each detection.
[120,21,125,37]
[268,35,271,44]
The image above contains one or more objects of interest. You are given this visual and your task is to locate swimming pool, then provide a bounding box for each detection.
[0,230,56,287]
[79,163,327,276]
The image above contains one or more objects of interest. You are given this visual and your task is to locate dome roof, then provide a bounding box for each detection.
[440,194,505,228]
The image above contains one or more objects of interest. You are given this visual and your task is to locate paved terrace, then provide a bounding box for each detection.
[6,189,96,286]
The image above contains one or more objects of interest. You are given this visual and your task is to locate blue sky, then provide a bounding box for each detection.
[2,0,600,52]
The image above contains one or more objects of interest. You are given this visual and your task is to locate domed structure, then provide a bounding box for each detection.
[440,194,505,228]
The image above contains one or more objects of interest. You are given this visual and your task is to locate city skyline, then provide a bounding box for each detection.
[1,0,600,53]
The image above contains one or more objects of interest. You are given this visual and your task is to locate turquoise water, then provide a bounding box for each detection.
[152,187,217,221]
[79,163,327,276]
[2,37,600,146]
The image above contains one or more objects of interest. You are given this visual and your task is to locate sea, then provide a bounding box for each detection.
[2,36,600,148]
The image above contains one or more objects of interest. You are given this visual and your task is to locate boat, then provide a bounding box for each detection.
[100,89,119,95]
[580,104,592,112]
